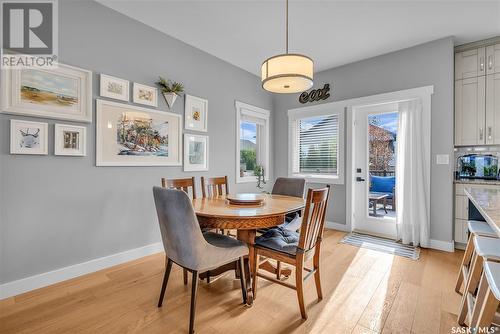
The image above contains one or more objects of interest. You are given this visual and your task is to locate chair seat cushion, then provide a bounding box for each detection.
[255,227,299,255]
[473,236,500,261]
[203,231,245,249]
[468,220,497,237]
[484,261,500,300]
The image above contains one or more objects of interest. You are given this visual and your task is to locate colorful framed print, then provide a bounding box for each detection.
[96,99,182,166]
[184,94,208,132]
[184,134,209,171]
[54,124,87,156]
[10,120,48,155]
[133,83,158,107]
[100,74,129,102]
[1,63,92,123]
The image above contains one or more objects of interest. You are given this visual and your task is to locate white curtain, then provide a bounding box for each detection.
[395,99,430,247]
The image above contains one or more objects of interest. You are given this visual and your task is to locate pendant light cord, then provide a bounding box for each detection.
[285,0,289,54]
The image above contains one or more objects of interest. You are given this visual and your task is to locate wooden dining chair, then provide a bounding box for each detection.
[161,177,197,199]
[252,185,330,320]
[201,176,229,199]
[161,176,197,285]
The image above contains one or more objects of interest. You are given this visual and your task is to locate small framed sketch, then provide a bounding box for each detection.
[10,120,48,155]
[184,94,208,132]
[100,74,129,101]
[54,124,86,156]
[1,63,92,123]
[184,134,209,171]
[133,83,158,107]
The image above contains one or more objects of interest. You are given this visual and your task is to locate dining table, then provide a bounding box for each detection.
[192,193,305,305]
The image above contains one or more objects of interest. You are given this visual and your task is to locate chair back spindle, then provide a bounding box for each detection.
[298,186,330,253]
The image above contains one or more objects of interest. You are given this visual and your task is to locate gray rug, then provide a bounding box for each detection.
[341,233,420,260]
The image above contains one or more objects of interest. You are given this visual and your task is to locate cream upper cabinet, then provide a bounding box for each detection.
[486,44,500,74]
[455,76,486,146]
[455,47,486,80]
[486,73,500,144]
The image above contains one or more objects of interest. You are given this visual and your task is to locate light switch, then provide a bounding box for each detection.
[436,154,449,165]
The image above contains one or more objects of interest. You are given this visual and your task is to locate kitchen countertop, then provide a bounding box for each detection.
[454,179,500,186]
[464,187,500,237]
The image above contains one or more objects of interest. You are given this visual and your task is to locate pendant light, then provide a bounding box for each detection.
[261,0,313,93]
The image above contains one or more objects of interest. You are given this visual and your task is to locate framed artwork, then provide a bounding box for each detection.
[100,74,129,101]
[54,124,87,156]
[10,120,48,155]
[133,83,158,107]
[184,134,209,171]
[184,94,208,132]
[96,99,182,166]
[1,63,92,123]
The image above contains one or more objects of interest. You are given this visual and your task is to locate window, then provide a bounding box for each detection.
[235,101,270,183]
[288,104,344,184]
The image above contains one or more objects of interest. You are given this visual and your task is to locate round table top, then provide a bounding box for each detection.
[192,194,305,219]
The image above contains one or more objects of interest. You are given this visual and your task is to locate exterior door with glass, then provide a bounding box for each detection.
[352,104,398,239]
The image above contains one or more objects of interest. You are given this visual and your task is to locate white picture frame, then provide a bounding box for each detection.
[133,83,158,107]
[96,99,182,166]
[184,94,208,132]
[1,63,93,123]
[54,124,87,156]
[184,133,209,171]
[100,74,129,102]
[10,120,48,155]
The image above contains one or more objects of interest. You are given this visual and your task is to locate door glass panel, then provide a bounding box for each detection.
[367,112,398,219]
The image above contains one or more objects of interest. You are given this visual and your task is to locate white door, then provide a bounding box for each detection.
[455,77,486,146]
[352,104,398,239]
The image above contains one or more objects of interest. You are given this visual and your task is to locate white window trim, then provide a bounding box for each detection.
[287,102,345,185]
[235,101,270,184]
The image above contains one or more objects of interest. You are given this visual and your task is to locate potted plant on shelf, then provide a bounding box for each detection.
[156,76,184,109]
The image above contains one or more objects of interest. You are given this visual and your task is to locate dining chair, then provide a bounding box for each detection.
[265,177,306,279]
[252,185,330,320]
[153,187,249,334]
[201,175,229,198]
[161,177,197,285]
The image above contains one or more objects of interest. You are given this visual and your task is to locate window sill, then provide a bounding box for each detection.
[290,173,344,185]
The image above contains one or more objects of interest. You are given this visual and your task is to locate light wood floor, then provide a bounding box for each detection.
[0,230,464,334]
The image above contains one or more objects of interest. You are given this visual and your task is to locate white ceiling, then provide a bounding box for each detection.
[98,0,500,76]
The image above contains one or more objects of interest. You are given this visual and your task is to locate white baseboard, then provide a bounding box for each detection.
[429,239,455,252]
[0,242,164,300]
[325,221,350,232]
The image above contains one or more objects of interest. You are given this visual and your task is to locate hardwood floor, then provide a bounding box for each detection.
[0,230,464,334]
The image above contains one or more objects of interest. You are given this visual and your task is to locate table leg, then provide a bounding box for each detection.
[383,198,388,214]
[372,199,377,216]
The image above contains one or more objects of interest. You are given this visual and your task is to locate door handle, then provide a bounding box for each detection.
[356,177,365,182]
[488,55,493,70]
[480,57,484,71]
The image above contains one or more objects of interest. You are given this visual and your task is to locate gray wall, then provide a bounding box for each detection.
[0,0,273,284]
[273,37,455,243]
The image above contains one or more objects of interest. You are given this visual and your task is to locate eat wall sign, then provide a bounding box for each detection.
[299,84,331,104]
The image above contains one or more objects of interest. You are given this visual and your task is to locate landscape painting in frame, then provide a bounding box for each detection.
[1,63,92,122]
[184,134,208,171]
[100,74,129,102]
[133,83,157,107]
[96,99,182,166]
[10,120,48,155]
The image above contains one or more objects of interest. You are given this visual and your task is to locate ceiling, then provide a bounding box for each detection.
[98,0,500,76]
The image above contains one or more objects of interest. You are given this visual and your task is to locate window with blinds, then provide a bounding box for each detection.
[297,114,339,175]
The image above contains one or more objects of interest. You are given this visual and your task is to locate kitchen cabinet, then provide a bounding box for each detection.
[486,73,500,144]
[455,76,486,145]
[455,47,486,80]
[486,43,500,75]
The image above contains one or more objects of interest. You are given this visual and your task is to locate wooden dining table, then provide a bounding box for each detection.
[192,193,305,304]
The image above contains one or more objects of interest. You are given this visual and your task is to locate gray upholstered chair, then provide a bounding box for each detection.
[153,187,249,334]
[272,177,306,198]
